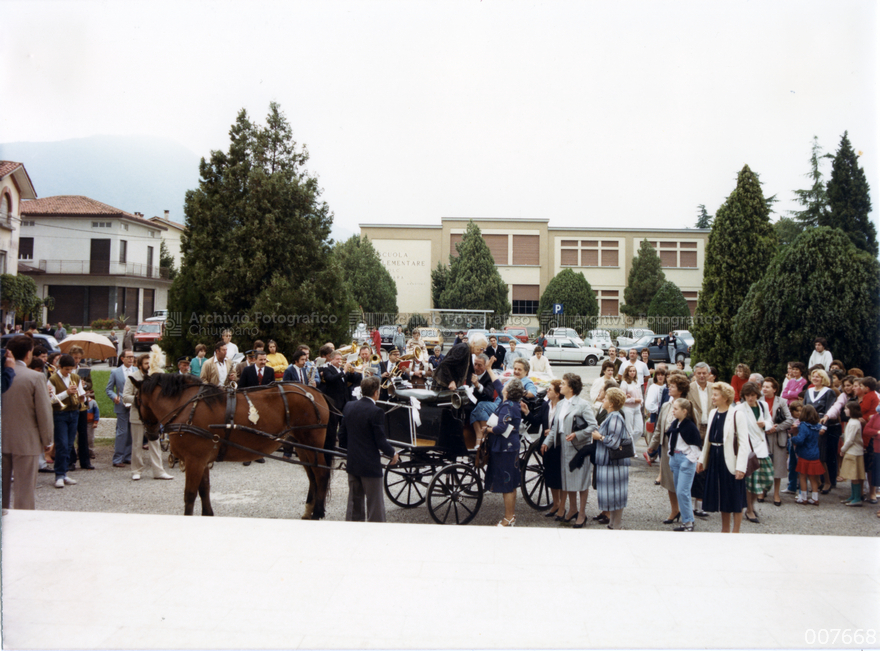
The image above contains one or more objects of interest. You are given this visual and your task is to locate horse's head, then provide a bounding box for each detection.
[130,376,162,441]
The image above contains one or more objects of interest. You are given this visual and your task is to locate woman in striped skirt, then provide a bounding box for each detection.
[740,381,773,524]
[592,387,632,530]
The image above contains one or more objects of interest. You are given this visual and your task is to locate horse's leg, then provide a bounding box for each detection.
[312,462,330,521]
[198,466,214,516]
[183,459,206,516]
[300,451,316,520]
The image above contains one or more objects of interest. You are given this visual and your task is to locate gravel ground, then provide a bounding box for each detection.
[27,363,880,536]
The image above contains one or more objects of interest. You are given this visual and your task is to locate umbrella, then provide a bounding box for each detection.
[58,332,117,360]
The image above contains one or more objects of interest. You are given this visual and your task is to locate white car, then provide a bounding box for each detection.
[547,327,584,346]
[673,329,695,348]
[583,329,613,352]
[541,337,604,366]
[617,328,655,348]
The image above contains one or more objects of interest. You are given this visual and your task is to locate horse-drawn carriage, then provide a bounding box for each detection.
[136,367,551,524]
[378,380,553,524]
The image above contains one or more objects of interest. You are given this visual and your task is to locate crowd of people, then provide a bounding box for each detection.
[3,326,878,533]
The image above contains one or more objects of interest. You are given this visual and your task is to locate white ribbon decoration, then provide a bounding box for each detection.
[410,396,422,427]
[463,385,477,404]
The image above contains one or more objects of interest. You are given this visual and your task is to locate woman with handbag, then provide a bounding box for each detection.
[523,379,568,519]
[740,382,773,524]
[644,367,668,465]
[540,373,598,528]
[697,382,750,533]
[760,378,793,506]
[591,387,633,530]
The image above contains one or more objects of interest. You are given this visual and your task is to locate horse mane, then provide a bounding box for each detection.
[141,372,225,405]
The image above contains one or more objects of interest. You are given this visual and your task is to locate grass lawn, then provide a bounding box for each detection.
[89,369,117,418]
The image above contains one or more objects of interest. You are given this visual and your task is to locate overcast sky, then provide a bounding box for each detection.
[2,0,877,234]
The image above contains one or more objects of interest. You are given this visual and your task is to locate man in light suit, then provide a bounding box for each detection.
[106,349,137,467]
[200,341,235,386]
[338,376,399,522]
[2,335,55,510]
[2,336,54,509]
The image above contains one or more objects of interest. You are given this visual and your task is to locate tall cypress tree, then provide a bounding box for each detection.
[439,221,511,314]
[822,131,877,257]
[621,239,665,317]
[166,103,353,359]
[334,235,398,314]
[695,205,713,229]
[789,135,832,229]
[691,164,776,378]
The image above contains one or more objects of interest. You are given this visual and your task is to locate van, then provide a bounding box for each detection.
[583,329,613,352]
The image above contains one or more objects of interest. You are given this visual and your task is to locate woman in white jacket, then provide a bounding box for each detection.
[697,382,750,533]
[739,382,773,524]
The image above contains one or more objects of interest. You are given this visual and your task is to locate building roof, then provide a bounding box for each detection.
[148,215,186,232]
[0,161,38,200]
[21,196,166,230]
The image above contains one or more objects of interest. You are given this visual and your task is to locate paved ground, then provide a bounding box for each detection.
[25,362,879,536]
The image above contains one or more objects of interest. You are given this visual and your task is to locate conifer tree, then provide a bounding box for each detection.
[166,103,353,359]
[822,131,877,257]
[647,281,691,331]
[691,164,776,378]
[439,221,511,314]
[537,268,599,317]
[733,227,880,378]
[334,235,398,314]
[621,239,665,317]
[772,217,803,248]
[789,135,832,229]
[695,205,713,229]
[431,262,448,309]
[159,239,178,281]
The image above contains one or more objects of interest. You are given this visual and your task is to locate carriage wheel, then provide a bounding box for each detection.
[383,463,432,508]
[427,463,483,525]
[520,439,552,510]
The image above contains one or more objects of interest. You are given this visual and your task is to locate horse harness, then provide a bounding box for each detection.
[158,381,343,470]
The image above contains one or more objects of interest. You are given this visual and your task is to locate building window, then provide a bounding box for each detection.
[19,237,34,260]
[123,223,129,231]
[682,291,698,316]
[91,221,111,228]
[22,220,35,227]
[593,289,620,316]
[561,239,619,267]
[512,284,540,315]
[483,235,509,265]
[0,250,6,274]
[450,233,463,257]
[512,235,539,265]
[119,240,127,264]
[646,241,699,268]
[147,246,154,278]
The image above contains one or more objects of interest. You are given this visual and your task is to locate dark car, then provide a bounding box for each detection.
[378,325,399,352]
[1,332,61,354]
[625,334,691,364]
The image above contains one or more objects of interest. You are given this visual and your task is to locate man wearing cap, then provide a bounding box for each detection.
[176,357,191,374]
[236,350,256,379]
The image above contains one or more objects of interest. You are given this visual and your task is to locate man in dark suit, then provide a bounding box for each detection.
[471,354,496,400]
[238,350,274,389]
[338,376,399,522]
[319,351,361,450]
[283,349,317,385]
[378,348,410,401]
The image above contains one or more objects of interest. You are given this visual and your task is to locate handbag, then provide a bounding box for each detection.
[732,410,760,477]
[608,437,635,460]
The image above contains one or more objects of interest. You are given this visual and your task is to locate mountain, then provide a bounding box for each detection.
[0,135,201,222]
[0,135,356,242]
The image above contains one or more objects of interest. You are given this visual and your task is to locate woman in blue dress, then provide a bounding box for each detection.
[481,378,525,527]
[592,387,632,530]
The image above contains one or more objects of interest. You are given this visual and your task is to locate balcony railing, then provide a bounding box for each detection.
[34,259,171,280]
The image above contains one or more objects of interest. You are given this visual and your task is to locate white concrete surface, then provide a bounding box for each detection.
[2,509,878,650]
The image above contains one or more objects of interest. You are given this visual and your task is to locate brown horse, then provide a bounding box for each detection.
[132,372,334,519]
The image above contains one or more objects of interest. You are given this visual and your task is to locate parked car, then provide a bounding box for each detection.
[1,333,61,354]
[583,329,613,352]
[547,327,584,346]
[672,329,695,348]
[503,325,529,343]
[133,320,164,352]
[466,328,489,342]
[151,309,169,319]
[416,327,444,351]
[377,325,398,351]
[542,337,603,366]
[616,328,655,348]
[626,334,691,364]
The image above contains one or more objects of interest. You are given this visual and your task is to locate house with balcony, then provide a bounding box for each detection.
[19,196,171,327]
[0,161,38,327]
